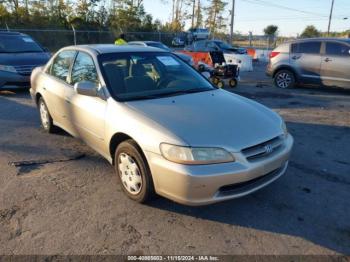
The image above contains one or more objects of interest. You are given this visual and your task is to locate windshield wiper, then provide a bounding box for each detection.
[122,88,215,101]
[160,87,214,96]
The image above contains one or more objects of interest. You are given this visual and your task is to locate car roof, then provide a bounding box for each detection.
[61,44,168,54]
[290,37,350,44]
[0,31,28,37]
[129,41,162,45]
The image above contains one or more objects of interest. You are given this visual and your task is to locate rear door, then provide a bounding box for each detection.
[65,51,107,155]
[43,50,76,126]
[321,41,350,88]
[290,41,322,84]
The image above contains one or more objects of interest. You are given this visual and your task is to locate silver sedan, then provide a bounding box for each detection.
[30,44,293,206]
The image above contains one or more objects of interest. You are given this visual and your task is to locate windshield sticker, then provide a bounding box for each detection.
[22,37,34,43]
[157,56,180,66]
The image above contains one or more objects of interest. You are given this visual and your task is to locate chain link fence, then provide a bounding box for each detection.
[11,28,293,52]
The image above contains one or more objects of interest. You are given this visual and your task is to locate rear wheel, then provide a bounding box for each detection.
[38,97,56,133]
[114,140,155,203]
[229,78,238,88]
[274,70,295,89]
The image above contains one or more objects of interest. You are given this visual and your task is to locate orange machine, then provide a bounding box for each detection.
[179,50,213,67]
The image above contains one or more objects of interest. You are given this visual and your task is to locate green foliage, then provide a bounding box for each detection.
[300,25,320,38]
[264,25,278,36]
[205,0,227,36]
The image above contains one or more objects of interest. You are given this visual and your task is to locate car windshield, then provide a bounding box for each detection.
[99,52,215,101]
[147,43,171,51]
[0,35,44,53]
[214,41,234,50]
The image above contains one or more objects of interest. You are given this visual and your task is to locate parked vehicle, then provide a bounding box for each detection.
[128,41,194,66]
[184,40,253,71]
[30,44,293,206]
[185,40,247,54]
[188,28,210,41]
[266,38,350,89]
[172,37,185,47]
[0,31,50,89]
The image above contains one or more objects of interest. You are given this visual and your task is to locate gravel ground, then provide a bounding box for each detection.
[0,63,349,255]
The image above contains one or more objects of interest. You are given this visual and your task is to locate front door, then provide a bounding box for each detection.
[321,41,350,88]
[65,51,107,155]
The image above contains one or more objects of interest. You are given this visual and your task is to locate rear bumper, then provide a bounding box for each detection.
[0,71,30,88]
[145,134,293,206]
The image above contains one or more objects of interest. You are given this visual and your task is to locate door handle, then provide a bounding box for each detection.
[291,55,300,60]
[324,57,332,62]
[65,98,71,104]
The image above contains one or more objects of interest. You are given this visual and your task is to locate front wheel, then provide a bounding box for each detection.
[217,80,225,88]
[114,140,155,203]
[274,70,295,89]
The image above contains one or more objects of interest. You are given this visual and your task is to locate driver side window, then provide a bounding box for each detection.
[71,52,99,85]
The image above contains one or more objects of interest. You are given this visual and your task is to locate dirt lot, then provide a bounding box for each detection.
[0,63,349,255]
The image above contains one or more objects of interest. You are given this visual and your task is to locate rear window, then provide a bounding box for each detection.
[274,43,290,52]
[0,35,44,53]
[291,42,321,54]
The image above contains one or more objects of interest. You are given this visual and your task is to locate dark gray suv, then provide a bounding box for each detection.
[266,38,350,89]
[0,31,50,89]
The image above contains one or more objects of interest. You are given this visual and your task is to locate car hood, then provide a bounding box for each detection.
[174,52,192,62]
[125,89,283,152]
[0,52,50,66]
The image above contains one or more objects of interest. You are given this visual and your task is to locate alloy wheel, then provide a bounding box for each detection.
[276,72,292,88]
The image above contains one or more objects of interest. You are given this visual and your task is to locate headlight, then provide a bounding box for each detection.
[281,120,288,137]
[0,65,17,73]
[160,143,235,165]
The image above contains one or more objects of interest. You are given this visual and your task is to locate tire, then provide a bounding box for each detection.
[212,77,219,85]
[217,80,225,88]
[274,70,295,89]
[38,97,56,133]
[229,79,238,88]
[114,140,155,203]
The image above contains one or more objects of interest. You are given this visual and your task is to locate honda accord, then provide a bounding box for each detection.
[30,44,293,205]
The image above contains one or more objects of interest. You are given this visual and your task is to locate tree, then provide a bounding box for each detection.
[195,0,203,27]
[205,0,227,36]
[264,24,278,37]
[264,24,278,48]
[300,25,320,38]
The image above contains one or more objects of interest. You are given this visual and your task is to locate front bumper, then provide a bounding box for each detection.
[145,134,293,206]
[0,71,30,89]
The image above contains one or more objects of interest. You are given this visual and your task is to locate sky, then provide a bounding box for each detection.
[143,0,350,36]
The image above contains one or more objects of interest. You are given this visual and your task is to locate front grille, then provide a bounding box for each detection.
[218,165,284,197]
[14,65,38,76]
[242,136,284,161]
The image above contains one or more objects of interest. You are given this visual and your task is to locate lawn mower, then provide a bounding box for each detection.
[181,50,240,88]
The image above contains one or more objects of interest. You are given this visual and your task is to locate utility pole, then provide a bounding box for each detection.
[230,0,236,44]
[327,0,335,36]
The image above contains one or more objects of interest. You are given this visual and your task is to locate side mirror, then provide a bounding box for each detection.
[74,81,98,97]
